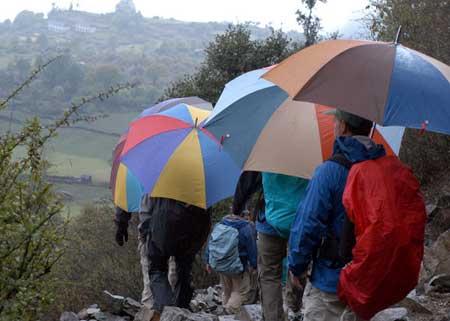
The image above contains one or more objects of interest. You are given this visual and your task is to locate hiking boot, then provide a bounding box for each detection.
[149,310,161,321]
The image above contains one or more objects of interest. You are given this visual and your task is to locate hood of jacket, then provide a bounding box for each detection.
[333,136,386,163]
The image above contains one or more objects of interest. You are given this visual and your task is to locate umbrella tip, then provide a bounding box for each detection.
[394,25,402,45]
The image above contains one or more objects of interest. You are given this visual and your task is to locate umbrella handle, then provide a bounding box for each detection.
[394,25,402,44]
[219,134,230,151]
[420,120,429,136]
[370,123,376,139]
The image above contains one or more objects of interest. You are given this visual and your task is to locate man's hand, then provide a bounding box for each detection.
[115,221,129,246]
[248,266,257,275]
[289,270,307,292]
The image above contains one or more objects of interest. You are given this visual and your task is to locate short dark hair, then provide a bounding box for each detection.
[333,109,373,136]
[345,120,373,136]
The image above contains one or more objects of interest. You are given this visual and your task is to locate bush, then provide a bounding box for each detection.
[0,58,132,319]
[50,204,142,316]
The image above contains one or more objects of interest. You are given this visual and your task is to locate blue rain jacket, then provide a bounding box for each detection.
[288,136,386,293]
[256,210,279,236]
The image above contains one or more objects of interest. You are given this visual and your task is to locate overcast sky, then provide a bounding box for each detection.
[0,0,369,34]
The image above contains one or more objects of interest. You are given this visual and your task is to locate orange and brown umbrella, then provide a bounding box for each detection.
[204,67,403,179]
[263,39,450,135]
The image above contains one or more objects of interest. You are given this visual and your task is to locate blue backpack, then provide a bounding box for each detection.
[208,223,243,275]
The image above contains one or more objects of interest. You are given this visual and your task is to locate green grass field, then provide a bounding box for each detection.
[1,111,138,215]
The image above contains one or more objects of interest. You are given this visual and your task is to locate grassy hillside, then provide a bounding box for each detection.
[0,7,303,214]
[0,111,137,216]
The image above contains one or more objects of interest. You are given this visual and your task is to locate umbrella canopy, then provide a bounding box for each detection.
[263,39,450,134]
[204,68,403,179]
[115,103,241,210]
[111,97,213,212]
[140,96,212,118]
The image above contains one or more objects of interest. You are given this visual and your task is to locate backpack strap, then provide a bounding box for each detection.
[328,153,353,169]
[317,153,356,268]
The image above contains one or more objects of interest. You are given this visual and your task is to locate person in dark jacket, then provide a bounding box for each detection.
[233,171,307,321]
[205,212,258,313]
[289,109,384,321]
[146,196,211,321]
[114,198,177,308]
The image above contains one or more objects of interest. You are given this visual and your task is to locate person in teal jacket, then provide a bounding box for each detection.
[233,171,308,321]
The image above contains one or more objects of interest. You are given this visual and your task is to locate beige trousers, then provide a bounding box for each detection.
[139,237,153,308]
[258,233,302,321]
[220,270,257,314]
[303,285,366,321]
[138,235,177,308]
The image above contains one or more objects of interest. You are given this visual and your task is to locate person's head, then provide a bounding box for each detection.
[240,209,250,218]
[329,109,373,138]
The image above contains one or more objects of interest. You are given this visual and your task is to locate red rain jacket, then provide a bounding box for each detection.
[338,156,426,320]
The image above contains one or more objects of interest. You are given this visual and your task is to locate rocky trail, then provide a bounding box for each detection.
[60,195,450,321]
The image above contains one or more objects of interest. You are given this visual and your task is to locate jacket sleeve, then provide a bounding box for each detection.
[114,207,131,224]
[232,171,262,214]
[242,224,258,269]
[288,163,334,276]
[338,214,355,263]
[204,237,210,265]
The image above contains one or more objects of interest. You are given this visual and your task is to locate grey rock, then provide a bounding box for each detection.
[78,308,89,320]
[160,306,219,321]
[123,297,143,316]
[418,230,450,292]
[214,306,226,316]
[426,207,450,242]
[190,286,222,314]
[87,308,101,315]
[238,305,262,321]
[60,311,79,321]
[103,312,128,321]
[92,311,108,321]
[102,290,125,314]
[89,304,99,309]
[437,194,450,208]
[426,203,437,215]
[134,306,155,321]
[218,316,237,321]
[426,274,450,293]
[371,308,409,321]
[397,297,433,314]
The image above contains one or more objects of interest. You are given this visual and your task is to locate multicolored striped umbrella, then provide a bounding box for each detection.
[204,68,403,179]
[140,96,212,118]
[263,40,450,134]
[110,98,212,212]
[114,103,241,210]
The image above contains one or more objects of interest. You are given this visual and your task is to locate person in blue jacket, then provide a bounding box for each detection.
[289,109,385,321]
[205,211,258,313]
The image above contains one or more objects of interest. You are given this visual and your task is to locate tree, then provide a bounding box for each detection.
[0,59,132,320]
[36,33,49,50]
[296,0,327,47]
[368,0,449,63]
[40,53,85,99]
[91,65,123,89]
[367,0,450,190]
[13,11,45,30]
[162,24,295,104]
[115,0,137,14]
